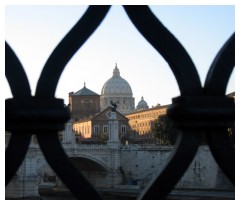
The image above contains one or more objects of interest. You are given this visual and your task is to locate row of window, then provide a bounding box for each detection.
[104,99,126,104]
[74,124,127,135]
[128,111,163,120]
[93,125,127,134]
[132,121,152,128]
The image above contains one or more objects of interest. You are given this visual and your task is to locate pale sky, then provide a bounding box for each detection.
[5,5,235,107]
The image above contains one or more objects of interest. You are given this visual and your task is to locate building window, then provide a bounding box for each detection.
[93,125,99,134]
[103,125,108,133]
[121,125,126,134]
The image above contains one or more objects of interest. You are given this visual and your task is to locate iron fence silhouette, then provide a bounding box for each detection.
[5,5,235,199]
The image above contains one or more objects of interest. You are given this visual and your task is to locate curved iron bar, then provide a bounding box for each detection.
[138,130,202,199]
[5,5,235,200]
[123,6,202,95]
[5,43,32,185]
[123,6,203,199]
[204,34,235,183]
[5,42,31,97]
[33,6,111,199]
[37,132,101,199]
[204,34,235,95]
[5,134,32,185]
[205,129,235,183]
[36,6,111,97]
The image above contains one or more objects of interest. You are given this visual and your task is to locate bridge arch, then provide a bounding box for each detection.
[70,156,109,172]
[70,157,112,188]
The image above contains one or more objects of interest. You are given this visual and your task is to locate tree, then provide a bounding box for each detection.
[152,115,177,145]
[99,132,108,144]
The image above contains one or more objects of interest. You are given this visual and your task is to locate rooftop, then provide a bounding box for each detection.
[73,82,99,96]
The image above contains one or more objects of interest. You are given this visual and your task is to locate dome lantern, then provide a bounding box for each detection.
[113,63,120,77]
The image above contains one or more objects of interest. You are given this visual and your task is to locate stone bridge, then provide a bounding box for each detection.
[6,141,233,199]
[6,142,123,199]
[21,142,123,185]
[63,143,120,171]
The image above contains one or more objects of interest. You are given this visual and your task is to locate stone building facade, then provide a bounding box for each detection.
[125,105,168,140]
[73,107,129,142]
[69,83,100,120]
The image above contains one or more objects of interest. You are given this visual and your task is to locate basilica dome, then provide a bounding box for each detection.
[101,65,133,97]
[100,64,135,114]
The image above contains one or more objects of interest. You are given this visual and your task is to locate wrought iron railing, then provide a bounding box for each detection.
[5,5,235,199]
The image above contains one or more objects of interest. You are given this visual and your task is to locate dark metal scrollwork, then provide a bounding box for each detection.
[6,6,111,199]
[6,5,234,200]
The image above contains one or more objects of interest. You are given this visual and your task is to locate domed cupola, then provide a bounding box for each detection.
[101,64,133,97]
[136,96,149,110]
[100,64,135,114]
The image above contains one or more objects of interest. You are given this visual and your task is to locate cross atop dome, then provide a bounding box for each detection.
[113,63,120,77]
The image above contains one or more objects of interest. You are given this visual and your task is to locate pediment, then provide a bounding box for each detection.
[92,107,128,122]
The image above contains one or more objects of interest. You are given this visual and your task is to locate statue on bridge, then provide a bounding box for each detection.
[110,100,118,112]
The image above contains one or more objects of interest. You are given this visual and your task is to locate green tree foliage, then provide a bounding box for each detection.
[152,115,177,145]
